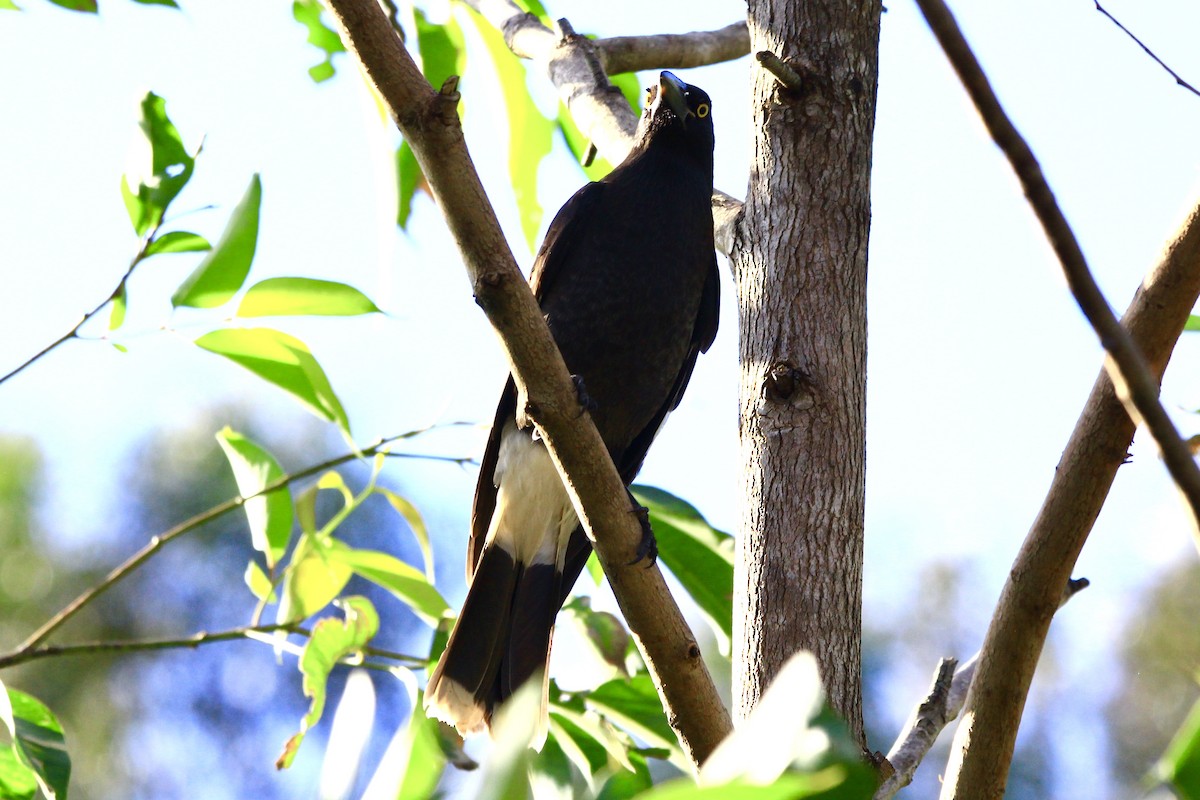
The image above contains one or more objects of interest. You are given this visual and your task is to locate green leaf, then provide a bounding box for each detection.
[415,9,466,89]
[276,534,355,624]
[597,749,654,799]
[171,174,261,308]
[46,0,95,12]
[1185,315,1200,332]
[586,675,679,764]
[375,487,435,581]
[395,141,425,230]
[292,0,345,83]
[108,282,127,332]
[276,597,379,769]
[244,560,277,603]
[530,732,574,800]
[144,230,211,257]
[1155,692,1200,798]
[194,327,350,435]
[236,277,382,318]
[462,6,553,253]
[633,486,733,652]
[549,703,635,775]
[0,681,70,800]
[511,0,551,27]
[0,748,38,800]
[0,1,23,11]
[120,91,195,237]
[325,546,448,626]
[390,701,448,800]
[640,770,853,800]
[130,0,180,6]
[563,597,629,676]
[215,427,293,568]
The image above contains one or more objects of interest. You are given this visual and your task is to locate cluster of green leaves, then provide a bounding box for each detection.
[112,91,383,440]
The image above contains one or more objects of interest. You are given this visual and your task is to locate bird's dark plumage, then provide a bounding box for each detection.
[425,71,719,742]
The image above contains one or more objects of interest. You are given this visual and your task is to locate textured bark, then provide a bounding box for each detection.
[732,0,881,742]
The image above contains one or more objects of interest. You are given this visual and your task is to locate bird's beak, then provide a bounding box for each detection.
[657,71,692,126]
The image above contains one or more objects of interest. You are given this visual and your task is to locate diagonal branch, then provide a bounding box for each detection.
[596,22,750,75]
[913,3,1200,797]
[462,0,745,257]
[323,0,732,769]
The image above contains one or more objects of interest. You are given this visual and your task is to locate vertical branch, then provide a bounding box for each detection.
[733,0,882,743]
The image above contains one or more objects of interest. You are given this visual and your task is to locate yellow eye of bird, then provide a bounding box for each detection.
[696,103,710,118]
[645,87,654,107]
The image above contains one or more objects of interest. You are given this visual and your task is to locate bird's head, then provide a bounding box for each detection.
[636,71,714,165]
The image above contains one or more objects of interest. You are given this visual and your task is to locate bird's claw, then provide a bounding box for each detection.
[571,374,598,416]
[627,502,657,567]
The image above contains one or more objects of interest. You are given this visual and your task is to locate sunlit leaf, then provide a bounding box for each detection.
[587,674,686,771]
[0,1,23,11]
[325,546,448,625]
[293,0,345,83]
[549,702,635,775]
[461,6,553,253]
[392,700,447,800]
[108,281,127,331]
[236,277,382,318]
[511,0,551,27]
[171,174,261,308]
[395,141,425,230]
[0,681,70,800]
[120,91,194,236]
[131,0,180,6]
[415,8,465,89]
[216,427,293,568]
[633,485,733,652]
[277,596,379,769]
[640,770,852,800]
[0,748,37,800]
[531,732,574,800]
[244,560,277,603]
[194,327,350,435]
[375,487,435,581]
[477,680,541,800]
[1185,315,1200,332]
[276,534,354,624]
[46,0,95,12]
[144,230,211,257]
[316,469,355,510]
[1155,693,1200,798]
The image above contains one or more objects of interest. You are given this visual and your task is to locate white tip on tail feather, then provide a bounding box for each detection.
[423,676,487,737]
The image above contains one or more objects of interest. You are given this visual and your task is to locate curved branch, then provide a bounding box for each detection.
[323,0,732,769]
[462,0,745,257]
[914,5,1200,798]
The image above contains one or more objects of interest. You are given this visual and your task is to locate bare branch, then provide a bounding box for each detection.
[597,23,750,74]
[875,578,1089,799]
[15,433,458,653]
[323,0,731,769]
[914,4,1200,797]
[1094,2,1200,98]
[917,0,1200,533]
[461,0,745,257]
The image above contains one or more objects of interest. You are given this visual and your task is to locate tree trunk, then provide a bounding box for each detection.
[732,0,881,743]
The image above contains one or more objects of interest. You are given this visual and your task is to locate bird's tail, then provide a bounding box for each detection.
[424,545,559,745]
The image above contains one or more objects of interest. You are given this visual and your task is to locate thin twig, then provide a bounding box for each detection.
[0,623,425,670]
[1094,2,1200,98]
[15,434,465,652]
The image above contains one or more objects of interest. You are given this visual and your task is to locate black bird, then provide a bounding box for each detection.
[424,71,719,741]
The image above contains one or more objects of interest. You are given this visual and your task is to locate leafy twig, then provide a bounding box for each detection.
[1094,2,1200,98]
[16,434,468,653]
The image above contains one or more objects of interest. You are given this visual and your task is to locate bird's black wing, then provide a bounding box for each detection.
[556,249,720,606]
[467,182,606,580]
